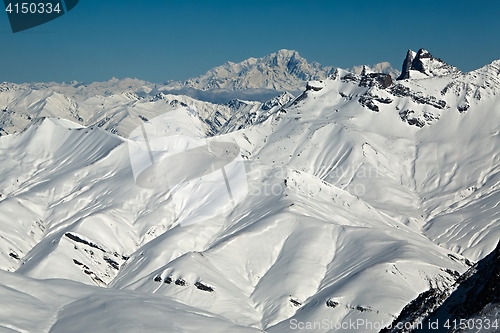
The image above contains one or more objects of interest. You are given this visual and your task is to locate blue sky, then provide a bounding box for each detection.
[1,0,499,83]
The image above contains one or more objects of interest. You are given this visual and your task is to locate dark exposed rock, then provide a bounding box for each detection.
[379,288,445,333]
[326,300,339,308]
[457,102,470,113]
[359,73,393,89]
[64,233,105,252]
[389,84,447,109]
[341,73,359,84]
[412,94,446,109]
[290,298,302,307]
[9,252,20,260]
[175,278,187,286]
[397,49,461,80]
[164,276,172,284]
[103,256,120,270]
[376,96,393,104]
[411,49,433,74]
[305,82,323,91]
[154,275,162,282]
[359,95,380,112]
[194,282,214,292]
[356,306,372,312]
[443,268,460,279]
[358,89,394,112]
[380,241,500,333]
[398,49,416,80]
[390,84,412,97]
[447,241,500,319]
[72,259,89,270]
[226,99,248,110]
[399,110,425,128]
[422,112,438,123]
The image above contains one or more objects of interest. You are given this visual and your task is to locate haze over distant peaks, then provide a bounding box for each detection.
[0,49,400,104]
[164,49,399,92]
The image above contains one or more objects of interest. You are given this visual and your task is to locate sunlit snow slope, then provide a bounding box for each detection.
[0,49,498,332]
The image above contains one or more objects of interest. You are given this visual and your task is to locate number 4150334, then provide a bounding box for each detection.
[5,2,62,14]
[444,318,499,330]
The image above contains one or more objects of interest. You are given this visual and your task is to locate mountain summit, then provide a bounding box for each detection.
[397,48,461,80]
[164,49,398,92]
[164,49,337,91]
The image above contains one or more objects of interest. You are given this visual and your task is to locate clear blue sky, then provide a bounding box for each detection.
[1,0,499,83]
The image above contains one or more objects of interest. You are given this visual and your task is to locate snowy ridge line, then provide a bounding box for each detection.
[0,48,499,332]
[380,241,500,333]
[379,261,478,332]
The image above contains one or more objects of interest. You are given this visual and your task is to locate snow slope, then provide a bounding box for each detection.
[380,241,500,333]
[0,49,498,332]
[0,87,293,138]
[0,270,262,333]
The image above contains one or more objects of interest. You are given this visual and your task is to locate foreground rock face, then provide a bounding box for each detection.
[380,241,500,333]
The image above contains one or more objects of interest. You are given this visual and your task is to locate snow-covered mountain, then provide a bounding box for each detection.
[397,49,462,80]
[163,49,399,92]
[349,61,400,79]
[381,240,500,333]
[0,49,499,332]
[0,84,294,138]
[163,49,337,91]
[0,50,397,135]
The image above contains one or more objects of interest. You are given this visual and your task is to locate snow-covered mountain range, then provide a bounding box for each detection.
[0,49,398,125]
[163,49,398,92]
[164,49,337,91]
[0,49,395,137]
[0,49,498,332]
[159,49,399,103]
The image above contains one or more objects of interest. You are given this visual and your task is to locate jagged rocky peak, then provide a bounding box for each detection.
[340,68,393,90]
[397,48,461,80]
[261,91,294,110]
[226,98,252,110]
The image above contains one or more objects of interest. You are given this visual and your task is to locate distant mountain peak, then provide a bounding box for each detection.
[162,49,400,95]
[270,48,301,58]
[350,61,400,78]
[397,48,461,80]
[163,49,336,92]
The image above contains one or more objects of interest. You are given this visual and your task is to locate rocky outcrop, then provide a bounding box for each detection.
[397,49,461,80]
[380,241,500,333]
